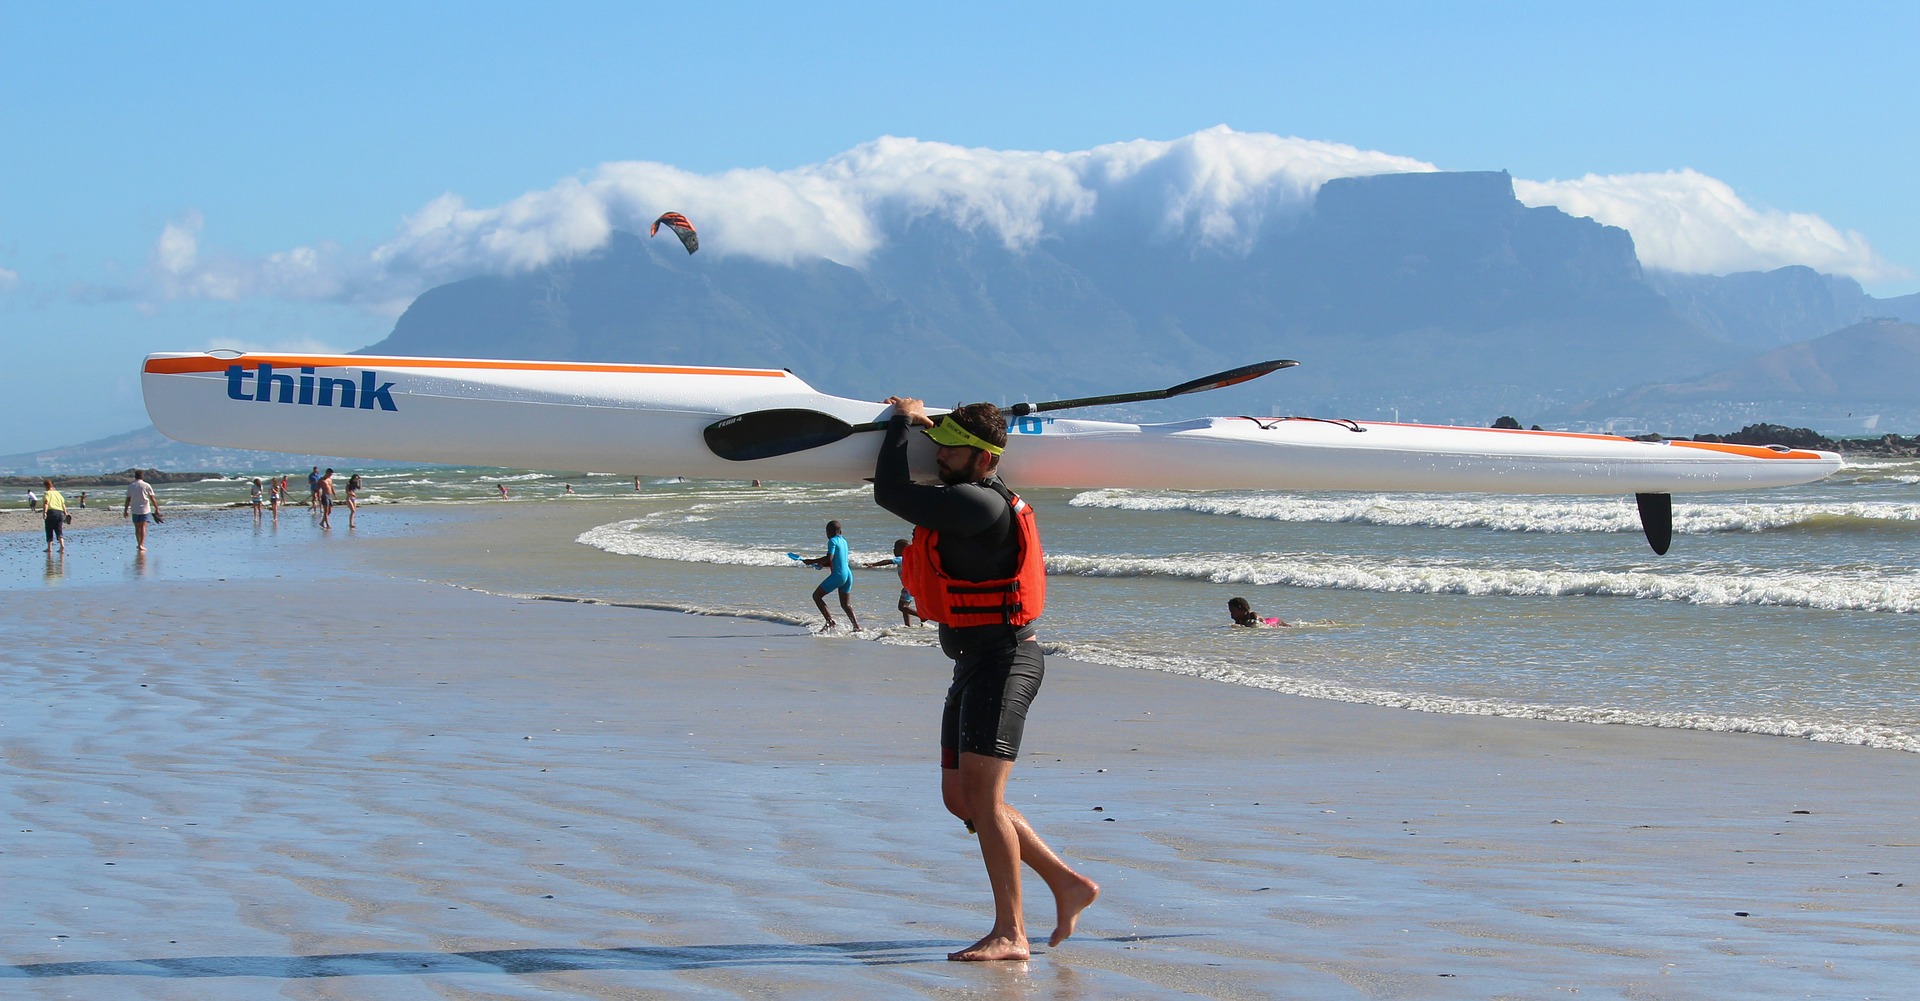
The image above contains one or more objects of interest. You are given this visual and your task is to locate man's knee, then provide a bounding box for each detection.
[954,755,1011,809]
[941,768,970,819]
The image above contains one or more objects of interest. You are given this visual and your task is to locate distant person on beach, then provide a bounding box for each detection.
[317,468,336,529]
[270,478,283,516]
[1227,596,1288,628]
[250,478,264,517]
[801,520,861,631]
[77,491,87,508]
[345,474,362,527]
[122,470,158,552]
[564,483,573,495]
[27,488,40,512]
[306,466,321,509]
[864,538,923,626]
[873,395,1099,962]
[633,476,642,492]
[42,479,68,554]
[497,483,510,499]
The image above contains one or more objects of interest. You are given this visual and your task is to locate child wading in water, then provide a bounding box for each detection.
[801,520,861,631]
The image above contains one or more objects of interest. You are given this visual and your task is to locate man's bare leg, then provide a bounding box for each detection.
[944,757,1101,954]
[950,753,1028,961]
[811,587,836,629]
[1004,806,1100,946]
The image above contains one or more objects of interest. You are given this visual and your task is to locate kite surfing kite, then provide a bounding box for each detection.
[650,212,699,254]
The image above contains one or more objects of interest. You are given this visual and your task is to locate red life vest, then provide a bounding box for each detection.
[901,482,1046,628]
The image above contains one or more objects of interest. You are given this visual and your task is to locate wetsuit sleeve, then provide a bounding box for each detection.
[879,415,1013,537]
[873,415,1005,534]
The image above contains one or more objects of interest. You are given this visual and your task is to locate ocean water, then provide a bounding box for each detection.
[11,460,1919,752]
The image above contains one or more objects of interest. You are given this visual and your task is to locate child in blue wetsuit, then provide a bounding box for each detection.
[803,520,862,631]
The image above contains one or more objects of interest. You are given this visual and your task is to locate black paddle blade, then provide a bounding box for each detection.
[1008,359,1300,416]
[1164,358,1298,397]
[1636,492,1673,555]
[704,409,856,461]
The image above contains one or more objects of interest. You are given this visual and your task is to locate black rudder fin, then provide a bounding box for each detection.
[1636,493,1673,555]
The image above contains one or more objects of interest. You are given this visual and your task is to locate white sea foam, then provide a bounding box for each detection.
[1043,641,1920,753]
[576,522,897,569]
[1045,551,1920,613]
[1068,490,1920,534]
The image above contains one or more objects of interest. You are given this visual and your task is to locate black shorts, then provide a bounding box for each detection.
[939,624,1044,767]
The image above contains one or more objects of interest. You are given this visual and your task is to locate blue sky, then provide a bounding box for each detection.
[2,1,1915,456]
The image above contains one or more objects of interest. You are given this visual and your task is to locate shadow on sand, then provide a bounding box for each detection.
[1,936,1189,981]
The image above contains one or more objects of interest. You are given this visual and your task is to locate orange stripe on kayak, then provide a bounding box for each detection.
[1239,418,1830,459]
[1664,439,1829,461]
[143,354,791,378]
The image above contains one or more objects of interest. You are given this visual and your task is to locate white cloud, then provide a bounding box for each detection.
[153,210,202,276]
[143,127,1906,310]
[149,209,350,305]
[0,265,19,293]
[1514,170,1905,283]
[353,126,1432,283]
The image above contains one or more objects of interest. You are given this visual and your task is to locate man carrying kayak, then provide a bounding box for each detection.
[873,395,1099,962]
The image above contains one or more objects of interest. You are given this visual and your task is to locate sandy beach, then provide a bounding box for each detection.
[2,503,1915,999]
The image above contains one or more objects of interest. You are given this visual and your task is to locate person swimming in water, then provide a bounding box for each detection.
[1228,596,1287,627]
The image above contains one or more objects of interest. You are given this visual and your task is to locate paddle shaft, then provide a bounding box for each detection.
[834,359,1298,430]
[703,359,1298,461]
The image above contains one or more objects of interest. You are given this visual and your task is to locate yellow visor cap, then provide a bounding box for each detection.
[922,414,1004,455]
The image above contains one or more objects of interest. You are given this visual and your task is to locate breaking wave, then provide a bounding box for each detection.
[1067,489,1920,535]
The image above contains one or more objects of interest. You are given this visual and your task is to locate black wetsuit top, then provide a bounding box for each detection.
[874,414,1041,763]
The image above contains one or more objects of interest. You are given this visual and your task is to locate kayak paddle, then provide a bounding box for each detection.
[703,359,1298,461]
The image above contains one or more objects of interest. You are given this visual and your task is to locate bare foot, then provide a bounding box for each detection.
[1048,876,1101,947]
[949,931,1029,962]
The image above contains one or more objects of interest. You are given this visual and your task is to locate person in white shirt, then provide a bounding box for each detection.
[123,470,159,552]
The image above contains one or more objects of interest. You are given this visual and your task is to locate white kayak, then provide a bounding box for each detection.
[141,351,1842,495]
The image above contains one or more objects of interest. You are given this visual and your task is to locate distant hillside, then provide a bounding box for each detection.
[1646,267,1920,349]
[0,425,421,478]
[1558,320,1920,432]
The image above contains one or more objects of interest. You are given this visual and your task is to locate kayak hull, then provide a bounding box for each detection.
[141,352,1842,493]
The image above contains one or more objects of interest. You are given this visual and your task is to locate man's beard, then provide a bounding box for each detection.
[936,451,982,485]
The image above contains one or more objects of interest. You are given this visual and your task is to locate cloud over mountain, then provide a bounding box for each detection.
[1515,170,1899,282]
[140,127,1905,313]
